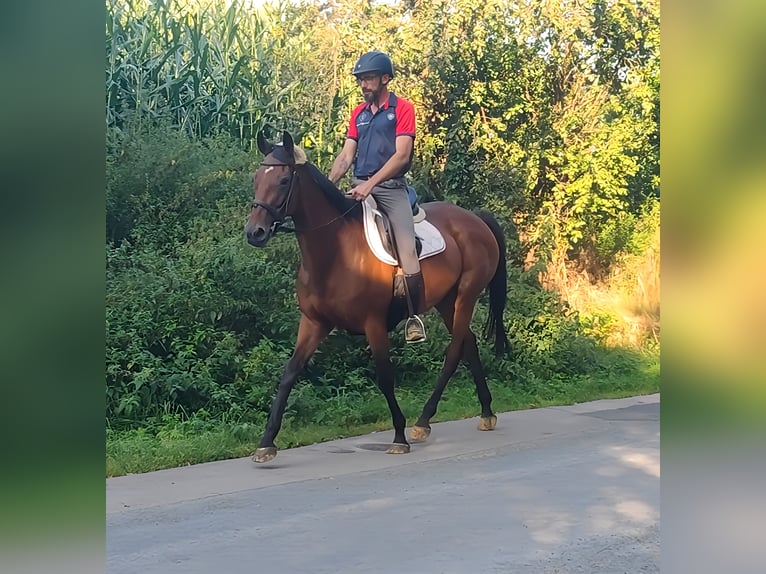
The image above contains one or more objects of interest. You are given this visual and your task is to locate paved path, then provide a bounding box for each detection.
[107,394,659,573]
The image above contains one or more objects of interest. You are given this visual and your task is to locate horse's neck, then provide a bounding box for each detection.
[292,181,359,272]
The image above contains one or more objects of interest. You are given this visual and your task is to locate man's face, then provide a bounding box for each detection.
[356,73,388,103]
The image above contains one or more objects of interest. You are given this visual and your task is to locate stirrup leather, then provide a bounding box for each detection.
[405,315,427,343]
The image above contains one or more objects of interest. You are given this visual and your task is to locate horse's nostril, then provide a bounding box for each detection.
[246,225,268,246]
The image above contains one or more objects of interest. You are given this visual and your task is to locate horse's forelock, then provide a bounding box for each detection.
[292,146,307,165]
[271,142,307,165]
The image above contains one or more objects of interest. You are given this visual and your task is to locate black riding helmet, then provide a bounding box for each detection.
[352,51,395,78]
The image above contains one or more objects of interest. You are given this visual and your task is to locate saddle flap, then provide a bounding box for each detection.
[361,201,446,266]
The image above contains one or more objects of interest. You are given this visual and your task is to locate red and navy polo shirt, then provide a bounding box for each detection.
[347,92,416,179]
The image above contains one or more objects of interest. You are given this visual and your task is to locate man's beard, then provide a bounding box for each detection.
[363,88,379,103]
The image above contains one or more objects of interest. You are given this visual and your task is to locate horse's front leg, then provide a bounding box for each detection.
[365,319,410,454]
[253,314,332,463]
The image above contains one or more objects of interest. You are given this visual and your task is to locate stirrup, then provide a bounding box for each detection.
[405,315,427,343]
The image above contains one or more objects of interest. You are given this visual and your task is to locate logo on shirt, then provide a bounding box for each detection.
[357,110,372,126]
[387,112,395,121]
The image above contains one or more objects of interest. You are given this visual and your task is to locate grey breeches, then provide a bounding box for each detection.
[353,176,420,275]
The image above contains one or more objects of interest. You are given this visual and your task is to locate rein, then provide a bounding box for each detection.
[251,161,357,235]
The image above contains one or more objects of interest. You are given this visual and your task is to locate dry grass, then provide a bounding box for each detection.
[539,227,660,349]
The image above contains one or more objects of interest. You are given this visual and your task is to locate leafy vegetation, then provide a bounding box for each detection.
[105,0,660,475]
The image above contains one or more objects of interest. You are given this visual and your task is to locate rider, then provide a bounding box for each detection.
[328,50,426,343]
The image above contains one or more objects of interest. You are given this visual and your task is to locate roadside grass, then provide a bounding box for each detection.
[106,349,659,477]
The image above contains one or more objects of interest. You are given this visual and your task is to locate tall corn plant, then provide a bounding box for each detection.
[106,0,307,149]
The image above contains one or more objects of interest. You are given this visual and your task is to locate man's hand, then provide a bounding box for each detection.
[351,180,374,201]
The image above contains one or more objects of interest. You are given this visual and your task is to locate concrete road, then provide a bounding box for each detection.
[107,394,659,573]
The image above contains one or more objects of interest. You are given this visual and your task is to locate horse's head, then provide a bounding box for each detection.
[244,131,307,247]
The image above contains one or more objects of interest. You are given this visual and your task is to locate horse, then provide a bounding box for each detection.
[244,131,510,463]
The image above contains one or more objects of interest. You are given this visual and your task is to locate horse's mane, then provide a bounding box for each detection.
[302,163,361,218]
[267,142,361,219]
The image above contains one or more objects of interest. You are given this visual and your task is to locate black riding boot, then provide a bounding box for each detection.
[404,272,426,343]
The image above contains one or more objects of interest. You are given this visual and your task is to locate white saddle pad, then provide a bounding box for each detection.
[361,200,446,266]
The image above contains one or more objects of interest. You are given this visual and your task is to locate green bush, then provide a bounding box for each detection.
[106,121,252,245]
[106,200,298,426]
[505,278,598,379]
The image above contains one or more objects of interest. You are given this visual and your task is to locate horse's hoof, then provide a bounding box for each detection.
[409,425,431,442]
[386,443,411,454]
[478,415,497,431]
[252,447,278,463]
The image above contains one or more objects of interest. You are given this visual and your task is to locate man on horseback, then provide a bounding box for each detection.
[328,50,427,343]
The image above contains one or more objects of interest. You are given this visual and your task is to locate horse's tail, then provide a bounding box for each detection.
[475,209,511,358]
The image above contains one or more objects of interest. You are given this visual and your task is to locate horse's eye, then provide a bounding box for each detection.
[279,176,290,187]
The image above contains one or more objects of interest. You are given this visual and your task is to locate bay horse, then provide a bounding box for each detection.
[244,131,509,463]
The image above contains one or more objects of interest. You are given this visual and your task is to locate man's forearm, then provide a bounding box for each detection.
[329,156,351,184]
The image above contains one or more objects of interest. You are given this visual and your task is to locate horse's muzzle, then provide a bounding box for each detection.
[244,222,271,247]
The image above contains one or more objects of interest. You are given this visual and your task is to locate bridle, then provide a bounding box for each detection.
[250,160,358,235]
[250,161,299,234]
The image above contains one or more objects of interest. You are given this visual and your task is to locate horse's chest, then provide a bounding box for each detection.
[295,268,387,330]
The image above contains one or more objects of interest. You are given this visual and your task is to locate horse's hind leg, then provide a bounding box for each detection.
[462,329,497,430]
[253,315,332,463]
[409,292,495,441]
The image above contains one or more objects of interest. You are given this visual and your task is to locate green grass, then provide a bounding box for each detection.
[106,350,659,477]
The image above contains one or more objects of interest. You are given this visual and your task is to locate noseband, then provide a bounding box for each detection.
[251,161,299,234]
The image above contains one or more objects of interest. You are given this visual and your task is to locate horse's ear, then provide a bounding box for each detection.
[282,131,294,160]
[257,132,273,156]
